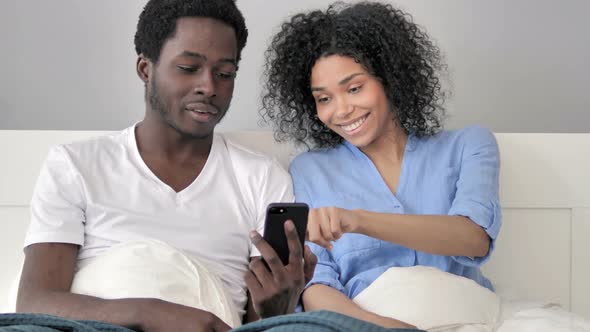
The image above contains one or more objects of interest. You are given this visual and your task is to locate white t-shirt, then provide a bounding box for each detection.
[24,124,293,317]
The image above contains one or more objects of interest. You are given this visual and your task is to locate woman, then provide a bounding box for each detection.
[261,1,501,329]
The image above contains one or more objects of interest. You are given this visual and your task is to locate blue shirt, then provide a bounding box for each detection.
[289,126,502,299]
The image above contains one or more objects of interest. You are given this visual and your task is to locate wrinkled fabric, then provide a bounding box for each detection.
[233,310,422,332]
[0,313,132,332]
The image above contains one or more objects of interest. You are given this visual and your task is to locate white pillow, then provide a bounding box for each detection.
[353,266,500,331]
[71,239,241,328]
[2,271,21,313]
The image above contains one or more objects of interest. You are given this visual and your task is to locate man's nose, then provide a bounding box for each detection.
[193,69,216,98]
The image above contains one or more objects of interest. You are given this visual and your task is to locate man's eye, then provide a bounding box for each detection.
[177,65,197,73]
[216,72,236,80]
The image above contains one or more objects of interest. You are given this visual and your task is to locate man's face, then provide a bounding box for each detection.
[146,17,238,139]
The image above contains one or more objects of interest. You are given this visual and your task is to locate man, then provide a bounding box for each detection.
[16,1,315,331]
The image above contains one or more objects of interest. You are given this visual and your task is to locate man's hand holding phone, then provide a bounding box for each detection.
[244,203,317,318]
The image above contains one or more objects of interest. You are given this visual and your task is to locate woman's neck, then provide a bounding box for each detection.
[360,125,408,166]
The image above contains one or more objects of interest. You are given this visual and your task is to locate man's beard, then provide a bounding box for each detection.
[147,75,224,140]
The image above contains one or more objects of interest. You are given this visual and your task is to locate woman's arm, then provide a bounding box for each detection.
[302,284,415,329]
[358,211,490,257]
[307,207,490,258]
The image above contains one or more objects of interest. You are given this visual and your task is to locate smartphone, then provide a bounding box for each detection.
[262,202,309,265]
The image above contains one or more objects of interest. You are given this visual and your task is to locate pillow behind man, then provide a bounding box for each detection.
[70,240,241,328]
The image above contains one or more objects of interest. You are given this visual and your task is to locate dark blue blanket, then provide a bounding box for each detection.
[0,311,422,332]
[233,310,422,332]
[0,313,133,332]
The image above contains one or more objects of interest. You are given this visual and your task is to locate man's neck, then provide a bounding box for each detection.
[135,117,213,163]
[133,117,213,193]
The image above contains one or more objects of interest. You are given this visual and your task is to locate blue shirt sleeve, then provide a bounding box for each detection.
[304,242,346,293]
[289,160,346,294]
[448,126,502,266]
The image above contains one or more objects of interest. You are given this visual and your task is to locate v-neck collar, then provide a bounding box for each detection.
[127,124,219,200]
[344,133,416,200]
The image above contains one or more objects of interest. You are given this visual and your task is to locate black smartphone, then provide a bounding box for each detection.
[262,202,309,265]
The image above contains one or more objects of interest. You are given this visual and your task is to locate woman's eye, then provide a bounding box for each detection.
[317,96,330,104]
[349,85,362,94]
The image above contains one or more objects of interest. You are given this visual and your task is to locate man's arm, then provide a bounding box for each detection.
[243,291,259,323]
[302,284,415,329]
[17,243,231,332]
[243,241,316,324]
[244,221,317,319]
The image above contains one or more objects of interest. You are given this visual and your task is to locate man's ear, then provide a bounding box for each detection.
[136,55,152,84]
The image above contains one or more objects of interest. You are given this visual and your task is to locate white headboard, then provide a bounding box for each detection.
[481,133,590,319]
[1,130,589,319]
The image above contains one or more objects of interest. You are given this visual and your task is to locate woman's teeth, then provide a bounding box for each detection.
[341,115,368,132]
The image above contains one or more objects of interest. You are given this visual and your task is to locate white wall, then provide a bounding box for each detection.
[1,0,588,132]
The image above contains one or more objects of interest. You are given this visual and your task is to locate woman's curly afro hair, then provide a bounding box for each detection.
[261,1,447,148]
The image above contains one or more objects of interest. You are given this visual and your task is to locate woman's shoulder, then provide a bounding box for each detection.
[407,126,499,166]
[434,125,494,140]
[289,144,350,174]
[418,125,497,149]
[453,125,496,143]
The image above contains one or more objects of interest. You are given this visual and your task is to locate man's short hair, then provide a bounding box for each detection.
[134,0,248,63]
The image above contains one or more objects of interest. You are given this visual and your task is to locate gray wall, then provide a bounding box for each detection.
[1,0,588,133]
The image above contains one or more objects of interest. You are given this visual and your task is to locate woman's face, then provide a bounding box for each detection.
[310,55,395,148]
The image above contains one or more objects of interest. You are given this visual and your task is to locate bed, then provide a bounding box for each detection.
[1,130,589,330]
